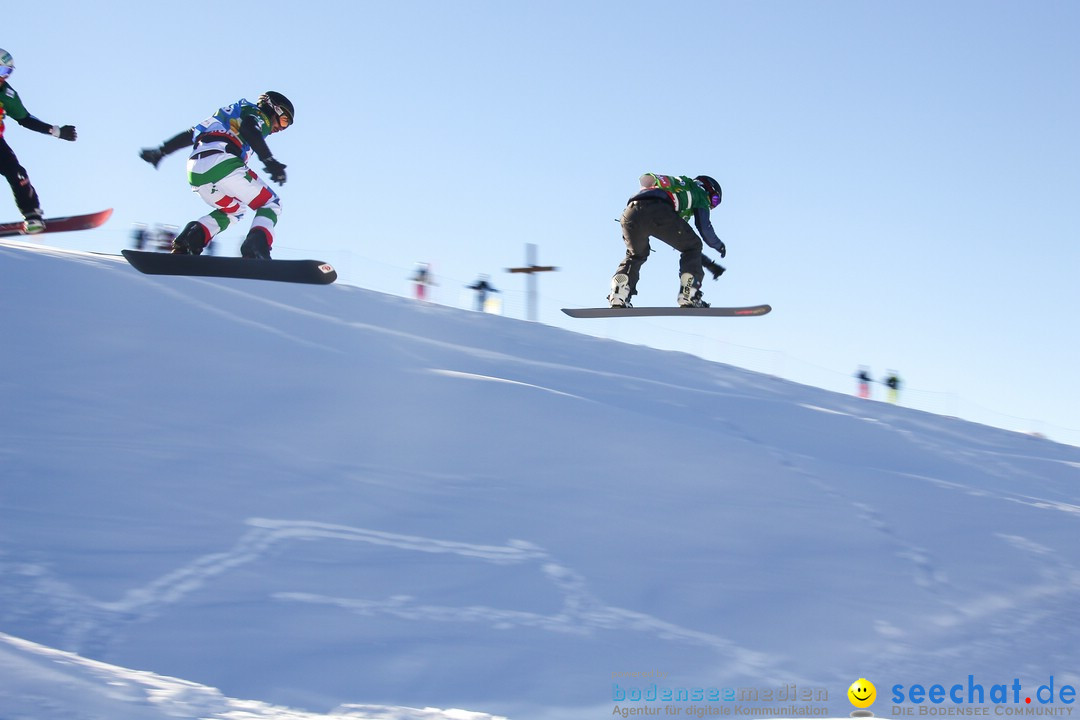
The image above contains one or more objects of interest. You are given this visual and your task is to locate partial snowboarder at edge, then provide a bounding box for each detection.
[0,48,78,234]
[138,91,294,259]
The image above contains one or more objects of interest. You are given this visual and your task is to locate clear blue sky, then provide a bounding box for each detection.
[5,0,1078,443]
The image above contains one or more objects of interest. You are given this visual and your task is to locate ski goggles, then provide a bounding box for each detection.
[267,103,291,130]
[0,65,12,80]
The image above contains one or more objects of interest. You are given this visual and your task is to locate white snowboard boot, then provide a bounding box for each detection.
[677,272,709,308]
[22,210,45,235]
[608,273,632,308]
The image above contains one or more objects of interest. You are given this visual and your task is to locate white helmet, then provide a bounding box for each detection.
[0,49,13,80]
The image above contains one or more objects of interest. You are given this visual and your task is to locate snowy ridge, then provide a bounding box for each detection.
[0,632,506,720]
[2,240,1080,720]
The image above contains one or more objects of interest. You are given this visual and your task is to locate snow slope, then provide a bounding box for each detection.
[0,631,504,720]
[2,240,1079,720]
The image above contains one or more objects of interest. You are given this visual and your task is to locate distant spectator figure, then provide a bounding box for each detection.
[884,371,902,403]
[132,223,148,250]
[136,223,181,253]
[467,274,499,312]
[855,366,873,399]
[411,262,435,301]
[131,222,182,252]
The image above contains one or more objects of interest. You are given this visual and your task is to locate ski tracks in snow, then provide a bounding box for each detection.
[750,405,1080,675]
[6,518,773,673]
[100,519,548,616]
[425,369,592,401]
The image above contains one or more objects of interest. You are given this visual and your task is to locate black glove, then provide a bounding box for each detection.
[702,256,726,280]
[140,147,164,169]
[716,240,726,259]
[262,157,287,185]
[58,125,77,141]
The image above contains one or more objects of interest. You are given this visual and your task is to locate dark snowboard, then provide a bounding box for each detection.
[122,250,337,285]
[0,209,113,238]
[562,305,771,318]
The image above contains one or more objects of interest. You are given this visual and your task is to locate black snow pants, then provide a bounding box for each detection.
[0,136,41,218]
[615,196,703,296]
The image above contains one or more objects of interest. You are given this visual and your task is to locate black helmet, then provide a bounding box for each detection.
[695,175,722,208]
[258,91,294,129]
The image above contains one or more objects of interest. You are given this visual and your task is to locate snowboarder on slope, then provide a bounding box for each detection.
[0,49,78,234]
[138,92,294,259]
[609,173,726,308]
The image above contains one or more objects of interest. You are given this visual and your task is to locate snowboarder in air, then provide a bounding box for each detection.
[138,92,294,259]
[609,173,726,308]
[0,49,78,234]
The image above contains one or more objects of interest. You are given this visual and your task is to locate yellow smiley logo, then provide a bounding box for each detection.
[848,678,877,708]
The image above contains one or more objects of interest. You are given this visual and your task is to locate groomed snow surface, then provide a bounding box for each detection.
[2,241,1079,720]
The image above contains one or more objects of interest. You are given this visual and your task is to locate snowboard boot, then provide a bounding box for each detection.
[172,221,208,255]
[22,210,45,235]
[608,273,632,308]
[240,228,272,260]
[677,272,710,308]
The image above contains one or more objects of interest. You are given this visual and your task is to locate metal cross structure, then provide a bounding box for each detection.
[506,243,558,322]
